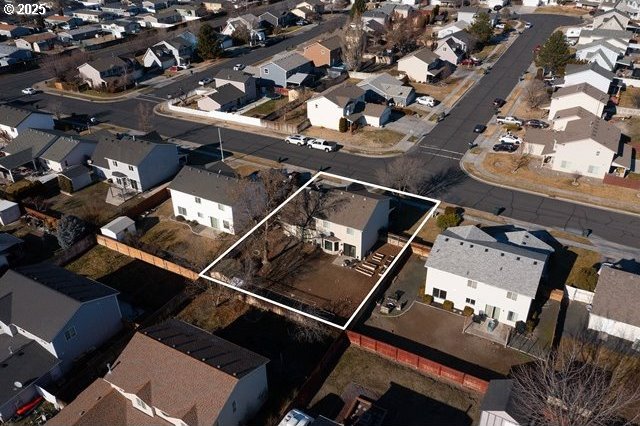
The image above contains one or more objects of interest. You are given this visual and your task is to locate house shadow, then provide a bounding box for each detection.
[185,143,234,166]
[18,232,59,265]
[377,382,473,426]
[422,166,469,197]
[307,392,345,420]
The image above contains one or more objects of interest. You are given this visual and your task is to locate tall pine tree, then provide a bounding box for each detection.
[350,0,366,18]
[467,13,493,46]
[535,31,571,74]
[197,24,223,60]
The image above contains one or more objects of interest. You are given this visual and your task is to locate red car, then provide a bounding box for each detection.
[461,58,480,66]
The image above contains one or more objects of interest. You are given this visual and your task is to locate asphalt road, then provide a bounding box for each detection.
[3,13,640,250]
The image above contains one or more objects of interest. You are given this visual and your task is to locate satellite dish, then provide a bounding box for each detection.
[13,381,22,388]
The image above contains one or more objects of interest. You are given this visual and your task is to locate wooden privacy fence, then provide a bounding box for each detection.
[603,173,640,190]
[346,331,489,394]
[96,234,199,281]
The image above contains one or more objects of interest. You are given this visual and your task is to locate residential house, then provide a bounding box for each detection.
[203,0,224,12]
[457,6,491,24]
[284,185,390,259]
[547,83,609,121]
[0,233,23,268]
[143,31,196,68]
[72,9,112,23]
[100,2,139,17]
[214,68,258,100]
[45,15,84,29]
[0,24,31,38]
[0,45,33,69]
[398,48,449,83]
[174,4,204,20]
[222,14,265,42]
[357,72,416,106]
[424,225,553,327]
[137,9,183,27]
[576,0,601,9]
[525,110,633,179]
[0,128,96,181]
[91,132,180,193]
[435,33,476,65]
[577,28,631,50]
[307,84,366,130]
[361,9,391,27]
[485,0,508,8]
[392,4,414,19]
[303,35,342,67]
[259,10,295,28]
[0,104,53,140]
[432,0,462,6]
[47,319,269,426]
[197,84,248,111]
[78,57,140,90]
[588,266,640,346]
[479,380,525,426]
[15,33,57,52]
[575,40,623,71]
[168,164,242,233]
[259,51,313,88]
[58,25,102,43]
[560,62,615,94]
[100,19,141,38]
[142,0,173,12]
[592,9,631,30]
[436,21,469,39]
[347,102,392,128]
[292,0,324,19]
[0,264,121,422]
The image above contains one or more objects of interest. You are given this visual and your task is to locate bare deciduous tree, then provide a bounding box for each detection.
[135,102,154,133]
[340,20,366,72]
[385,17,418,55]
[42,50,89,83]
[511,153,531,173]
[288,310,330,343]
[376,155,429,194]
[525,79,550,109]
[511,334,640,426]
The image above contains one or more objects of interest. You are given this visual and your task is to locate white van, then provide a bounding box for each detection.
[416,96,436,107]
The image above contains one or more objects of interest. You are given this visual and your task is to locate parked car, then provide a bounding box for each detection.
[307,138,337,152]
[493,98,506,108]
[493,143,518,152]
[416,96,436,107]
[496,116,523,126]
[496,23,506,29]
[278,409,314,426]
[524,119,549,128]
[499,134,522,145]
[285,134,310,146]
[461,58,480,66]
[233,63,245,71]
[473,124,487,133]
[493,4,502,11]
[296,19,309,26]
[533,45,542,53]
[198,77,213,86]
[524,22,533,29]
[21,87,37,95]
[176,64,191,70]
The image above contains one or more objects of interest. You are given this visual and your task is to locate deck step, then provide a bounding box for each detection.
[355,265,375,277]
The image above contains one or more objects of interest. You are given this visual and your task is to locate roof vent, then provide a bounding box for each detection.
[500,253,505,256]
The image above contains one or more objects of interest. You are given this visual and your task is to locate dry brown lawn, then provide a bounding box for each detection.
[410,77,463,102]
[535,6,590,15]
[178,293,249,332]
[481,153,640,214]
[618,87,640,108]
[304,126,404,149]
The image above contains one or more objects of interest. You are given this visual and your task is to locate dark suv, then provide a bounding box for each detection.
[493,143,518,153]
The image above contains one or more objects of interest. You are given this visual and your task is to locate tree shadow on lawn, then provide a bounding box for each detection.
[18,232,59,265]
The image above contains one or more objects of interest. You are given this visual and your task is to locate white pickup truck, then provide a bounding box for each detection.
[496,116,523,126]
[307,138,337,152]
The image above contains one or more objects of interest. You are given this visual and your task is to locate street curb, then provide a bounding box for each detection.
[459,159,640,219]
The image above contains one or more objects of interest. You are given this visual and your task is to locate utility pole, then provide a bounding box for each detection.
[218,127,224,162]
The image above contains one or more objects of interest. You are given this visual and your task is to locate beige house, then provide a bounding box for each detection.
[307,84,366,130]
[547,83,609,121]
[78,57,140,90]
[397,48,448,83]
[524,110,633,179]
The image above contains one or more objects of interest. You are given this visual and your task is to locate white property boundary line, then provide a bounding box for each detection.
[198,171,441,330]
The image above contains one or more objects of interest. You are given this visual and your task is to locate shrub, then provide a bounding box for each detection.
[463,306,474,316]
[526,319,536,334]
[56,215,87,250]
[338,117,348,133]
[58,175,74,194]
[575,267,599,292]
[5,179,43,201]
[423,294,433,304]
[436,212,462,230]
[444,206,457,215]
[176,215,186,222]
[443,300,454,311]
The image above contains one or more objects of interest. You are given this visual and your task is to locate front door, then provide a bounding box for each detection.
[485,305,501,320]
[343,243,356,258]
[210,217,219,229]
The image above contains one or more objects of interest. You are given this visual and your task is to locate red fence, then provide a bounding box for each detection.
[122,187,170,219]
[346,331,489,394]
[603,174,640,190]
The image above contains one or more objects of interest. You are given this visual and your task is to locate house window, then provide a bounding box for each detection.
[130,180,138,191]
[223,220,231,230]
[195,197,201,204]
[112,160,118,166]
[587,165,599,175]
[507,291,518,301]
[178,206,187,216]
[64,326,77,341]
[560,160,571,169]
[263,68,269,74]
[433,288,447,299]
[467,280,477,289]
[218,203,225,211]
[128,165,134,171]
[346,227,354,235]
[595,151,600,156]
[465,298,475,306]
[134,397,148,410]
[197,212,203,218]
[507,311,518,322]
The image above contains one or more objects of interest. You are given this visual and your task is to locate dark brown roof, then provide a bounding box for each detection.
[319,84,365,108]
[591,267,640,327]
[316,187,390,230]
[318,35,342,51]
[401,47,439,64]
[553,82,609,104]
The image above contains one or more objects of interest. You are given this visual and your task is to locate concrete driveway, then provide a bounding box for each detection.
[385,112,433,137]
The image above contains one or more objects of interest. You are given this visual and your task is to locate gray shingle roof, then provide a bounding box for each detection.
[565,61,616,80]
[0,264,119,341]
[315,187,389,230]
[318,35,342,51]
[0,148,34,170]
[4,128,56,156]
[84,56,127,73]
[92,134,168,167]
[168,165,240,206]
[591,266,640,327]
[401,47,439,64]
[215,68,253,84]
[553,82,610,103]
[41,135,94,163]
[357,73,415,100]
[319,84,365,108]
[425,225,549,298]
[270,51,311,72]
[0,104,37,128]
[208,84,245,105]
[561,116,621,152]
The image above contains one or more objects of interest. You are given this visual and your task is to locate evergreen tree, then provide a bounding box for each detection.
[350,0,366,18]
[467,13,493,45]
[535,31,571,74]
[197,24,223,60]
